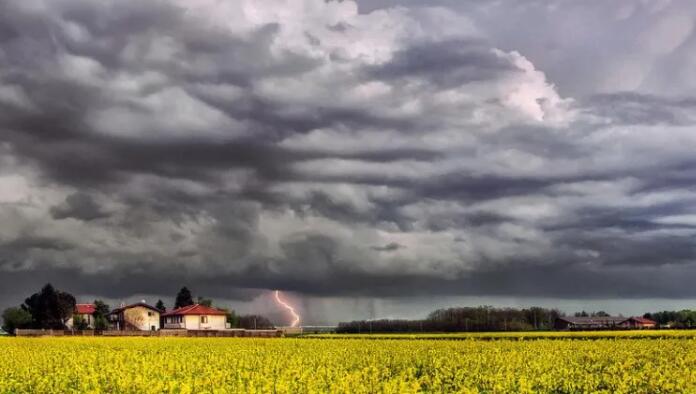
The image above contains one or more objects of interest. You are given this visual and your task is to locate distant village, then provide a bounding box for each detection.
[1,283,287,336]
[4,283,696,336]
[335,307,696,334]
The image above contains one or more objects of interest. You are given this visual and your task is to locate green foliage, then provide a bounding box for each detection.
[1,307,33,334]
[73,315,90,330]
[645,309,696,327]
[90,300,110,331]
[93,300,110,317]
[22,283,76,329]
[155,299,166,312]
[216,308,239,328]
[339,306,561,333]
[93,316,109,331]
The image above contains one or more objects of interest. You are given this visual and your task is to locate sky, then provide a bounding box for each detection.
[2,0,696,325]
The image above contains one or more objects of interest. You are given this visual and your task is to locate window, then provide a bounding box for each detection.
[201,316,208,324]
[148,312,152,317]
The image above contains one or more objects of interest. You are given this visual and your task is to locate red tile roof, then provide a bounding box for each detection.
[161,304,227,317]
[629,316,656,325]
[75,304,96,315]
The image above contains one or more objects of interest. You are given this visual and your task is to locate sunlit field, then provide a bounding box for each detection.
[2,334,696,393]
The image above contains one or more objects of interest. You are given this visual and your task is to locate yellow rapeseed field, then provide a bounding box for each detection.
[2,334,696,393]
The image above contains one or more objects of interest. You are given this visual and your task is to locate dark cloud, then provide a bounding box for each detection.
[1,0,696,323]
[371,242,403,252]
[50,192,111,221]
[368,40,515,86]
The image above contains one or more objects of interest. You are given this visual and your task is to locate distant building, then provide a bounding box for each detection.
[66,304,96,329]
[109,301,161,331]
[555,316,627,330]
[555,316,656,330]
[161,304,227,330]
[301,326,337,334]
[618,316,657,329]
[278,327,303,335]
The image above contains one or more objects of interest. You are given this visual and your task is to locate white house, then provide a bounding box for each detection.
[162,304,228,330]
[66,304,96,329]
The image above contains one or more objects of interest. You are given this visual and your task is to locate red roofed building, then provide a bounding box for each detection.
[619,316,657,329]
[67,303,96,329]
[162,304,228,330]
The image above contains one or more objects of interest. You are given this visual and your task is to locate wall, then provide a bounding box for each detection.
[16,329,282,337]
[184,315,199,330]
[182,315,227,330]
[124,307,160,331]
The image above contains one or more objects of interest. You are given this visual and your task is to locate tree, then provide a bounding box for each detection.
[174,287,194,309]
[155,299,166,312]
[1,307,33,334]
[93,300,110,317]
[22,284,76,329]
[73,315,89,330]
[92,300,111,330]
[197,296,213,307]
[217,307,238,328]
[238,315,274,330]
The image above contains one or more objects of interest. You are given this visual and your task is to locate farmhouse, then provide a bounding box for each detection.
[66,303,96,329]
[618,316,657,329]
[555,316,657,330]
[162,304,228,330]
[108,301,161,331]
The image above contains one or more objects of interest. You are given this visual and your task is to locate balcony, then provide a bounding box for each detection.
[163,322,185,329]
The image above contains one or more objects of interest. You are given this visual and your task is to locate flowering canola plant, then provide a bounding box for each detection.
[1,335,696,393]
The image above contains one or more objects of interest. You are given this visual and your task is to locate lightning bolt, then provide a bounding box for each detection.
[274,290,301,327]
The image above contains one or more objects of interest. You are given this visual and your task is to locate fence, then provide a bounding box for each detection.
[15,329,282,338]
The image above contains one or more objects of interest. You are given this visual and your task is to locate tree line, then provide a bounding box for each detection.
[337,306,563,333]
[337,307,696,333]
[643,310,696,328]
[1,283,274,334]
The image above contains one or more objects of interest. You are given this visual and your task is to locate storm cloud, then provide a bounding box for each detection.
[2,0,696,322]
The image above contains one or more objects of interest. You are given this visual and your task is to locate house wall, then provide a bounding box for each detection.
[123,307,160,331]
[183,315,226,330]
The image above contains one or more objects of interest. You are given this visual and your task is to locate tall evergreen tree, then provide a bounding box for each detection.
[155,299,166,312]
[174,287,194,309]
[22,284,76,329]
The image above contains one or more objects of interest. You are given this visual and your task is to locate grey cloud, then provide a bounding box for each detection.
[2,0,696,319]
[371,242,403,252]
[583,92,696,126]
[51,192,110,221]
[368,40,515,86]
